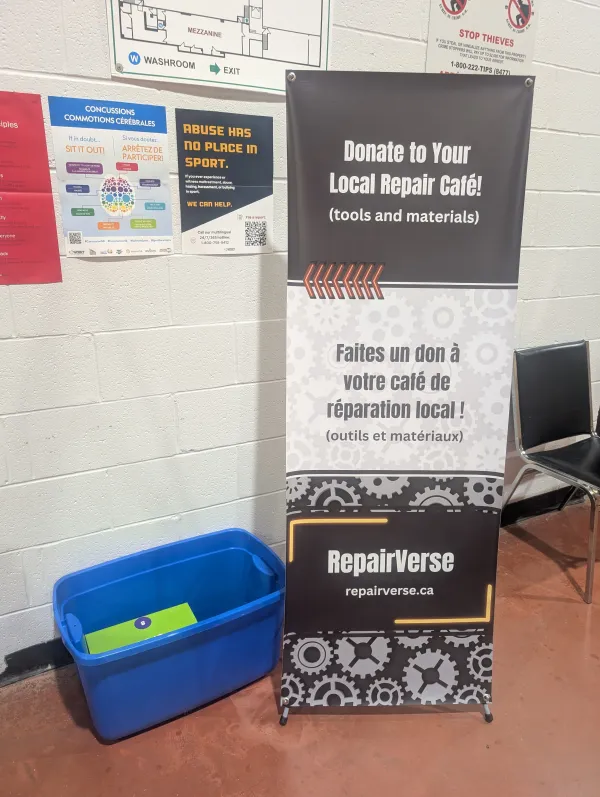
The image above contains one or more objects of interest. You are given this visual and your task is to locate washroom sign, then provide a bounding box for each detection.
[282,73,533,711]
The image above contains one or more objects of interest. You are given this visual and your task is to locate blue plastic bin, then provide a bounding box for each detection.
[53,529,285,740]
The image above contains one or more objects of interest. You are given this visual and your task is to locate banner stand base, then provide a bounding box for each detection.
[484,698,494,724]
[277,697,495,727]
[279,699,290,726]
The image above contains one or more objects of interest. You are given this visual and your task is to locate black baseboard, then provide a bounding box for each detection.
[500,485,583,527]
[0,638,73,688]
[0,487,584,689]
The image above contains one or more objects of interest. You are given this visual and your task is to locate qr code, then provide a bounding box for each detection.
[68,231,83,245]
[245,220,267,247]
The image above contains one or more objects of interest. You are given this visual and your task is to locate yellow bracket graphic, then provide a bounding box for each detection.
[288,517,388,563]
[393,583,493,626]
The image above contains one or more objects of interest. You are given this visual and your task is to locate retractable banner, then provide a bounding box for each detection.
[282,73,533,710]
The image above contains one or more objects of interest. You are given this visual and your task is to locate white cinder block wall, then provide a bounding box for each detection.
[0,0,599,669]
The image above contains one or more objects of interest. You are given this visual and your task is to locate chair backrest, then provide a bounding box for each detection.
[514,340,592,451]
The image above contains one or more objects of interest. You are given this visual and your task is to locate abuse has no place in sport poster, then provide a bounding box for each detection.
[176,109,273,255]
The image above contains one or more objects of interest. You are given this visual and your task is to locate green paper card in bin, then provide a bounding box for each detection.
[85,603,197,654]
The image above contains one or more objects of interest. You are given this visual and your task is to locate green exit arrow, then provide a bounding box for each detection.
[210,63,220,75]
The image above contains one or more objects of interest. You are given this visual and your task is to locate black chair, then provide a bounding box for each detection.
[504,340,599,603]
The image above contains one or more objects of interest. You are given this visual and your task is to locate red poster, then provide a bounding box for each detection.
[0,92,61,284]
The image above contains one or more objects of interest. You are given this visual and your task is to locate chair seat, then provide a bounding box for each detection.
[529,436,600,490]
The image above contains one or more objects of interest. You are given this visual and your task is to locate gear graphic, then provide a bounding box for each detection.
[455,685,489,704]
[366,678,404,707]
[285,328,313,383]
[479,375,511,432]
[287,288,333,340]
[395,632,431,649]
[445,629,481,648]
[465,332,511,377]
[283,633,296,648]
[422,295,465,339]
[304,296,354,334]
[403,649,459,704]
[324,339,362,373]
[286,386,339,430]
[280,674,306,706]
[360,296,416,351]
[359,475,410,500]
[286,476,311,504]
[420,445,461,472]
[468,439,506,472]
[409,485,463,508]
[288,376,339,426]
[309,479,361,510]
[286,436,315,475]
[290,637,333,676]
[468,643,494,682]
[307,674,361,707]
[327,441,364,471]
[465,477,503,510]
[467,289,513,326]
[440,399,479,442]
[335,635,391,678]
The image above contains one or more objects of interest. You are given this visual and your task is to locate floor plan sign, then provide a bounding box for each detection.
[106,0,332,93]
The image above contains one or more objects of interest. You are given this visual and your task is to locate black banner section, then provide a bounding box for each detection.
[287,73,532,285]
[286,509,498,634]
[175,109,273,253]
[282,73,534,710]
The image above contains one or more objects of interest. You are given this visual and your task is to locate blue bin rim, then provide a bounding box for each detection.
[53,528,285,667]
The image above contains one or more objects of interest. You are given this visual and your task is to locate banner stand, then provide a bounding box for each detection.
[280,71,534,724]
[279,694,492,726]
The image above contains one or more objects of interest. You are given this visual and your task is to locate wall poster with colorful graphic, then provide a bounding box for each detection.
[282,72,534,714]
[48,97,173,257]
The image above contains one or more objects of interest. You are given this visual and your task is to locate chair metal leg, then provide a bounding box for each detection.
[502,464,535,509]
[584,492,600,604]
[558,485,578,511]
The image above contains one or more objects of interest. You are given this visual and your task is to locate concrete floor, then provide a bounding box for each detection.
[2,503,600,797]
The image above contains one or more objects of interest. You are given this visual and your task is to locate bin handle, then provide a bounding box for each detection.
[251,553,275,579]
[64,613,88,654]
